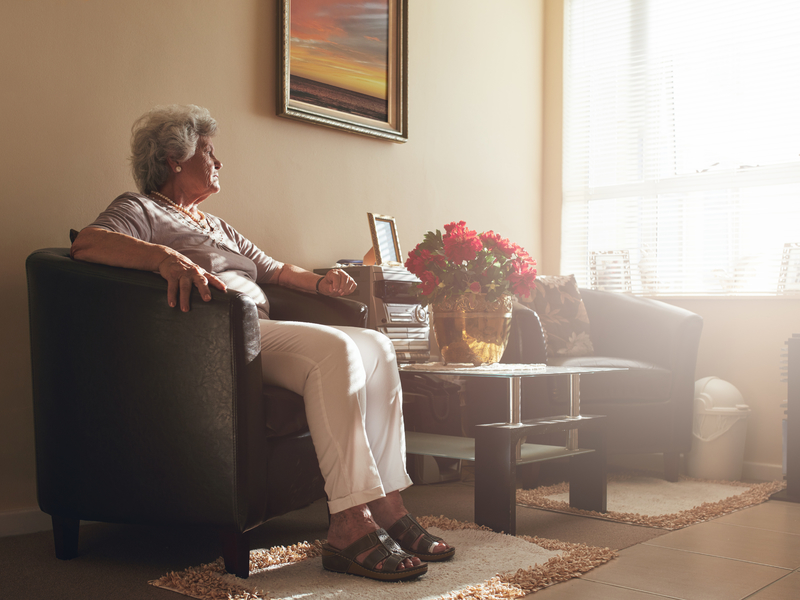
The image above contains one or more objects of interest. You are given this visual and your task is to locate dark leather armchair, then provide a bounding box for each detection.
[26,248,368,578]
[465,290,703,481]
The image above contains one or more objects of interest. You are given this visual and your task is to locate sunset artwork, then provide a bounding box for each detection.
[289,0,390,122]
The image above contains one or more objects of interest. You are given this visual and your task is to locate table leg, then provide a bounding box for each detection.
[474,425,518,535]
[567,373,580,450]
[569,425,607,513]
[507,376,524,460]
[508,376,522,424]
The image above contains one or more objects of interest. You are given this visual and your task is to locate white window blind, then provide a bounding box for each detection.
[562,0,800,296]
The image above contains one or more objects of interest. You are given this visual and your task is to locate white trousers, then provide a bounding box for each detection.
[259,320,413,514]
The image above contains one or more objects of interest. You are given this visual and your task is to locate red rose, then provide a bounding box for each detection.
[481,231,515,258]
[406,248,447,278]
[512,243,533,262]
[469,281,482,293]
[443,221,483,263]
[508,261,538,298]
[431,253,447,269]
[418,271,440,295]
[405,248,429,276]
[479,231,500,248]
[497,238,516,258]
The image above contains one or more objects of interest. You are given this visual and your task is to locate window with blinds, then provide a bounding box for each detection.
[562,0,800,296]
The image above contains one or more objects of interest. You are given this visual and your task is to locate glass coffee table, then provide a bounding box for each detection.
[399,362,622,535]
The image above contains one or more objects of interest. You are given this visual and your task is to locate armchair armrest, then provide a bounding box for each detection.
[26,248,268,531]
[262,284,368,328]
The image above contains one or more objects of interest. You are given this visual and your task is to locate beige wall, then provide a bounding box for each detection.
[7,0,784,525]
[0,0,543,516]
[542,0,794,479]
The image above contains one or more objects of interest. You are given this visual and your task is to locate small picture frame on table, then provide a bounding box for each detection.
[368,213,402,266]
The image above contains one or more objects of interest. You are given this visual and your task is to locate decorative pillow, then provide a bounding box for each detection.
[523,274,594,359]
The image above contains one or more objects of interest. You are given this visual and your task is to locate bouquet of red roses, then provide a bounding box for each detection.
[404,221,537,307]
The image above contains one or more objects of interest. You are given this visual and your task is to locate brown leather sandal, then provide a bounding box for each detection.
[321,528,428,582]
[386,514,456,562]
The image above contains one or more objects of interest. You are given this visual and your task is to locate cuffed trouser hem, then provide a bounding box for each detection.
[328,485,387,514]
[382,474,414,497]
[327,472,414,514]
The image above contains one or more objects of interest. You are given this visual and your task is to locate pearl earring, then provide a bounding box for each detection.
[176,166,182,172]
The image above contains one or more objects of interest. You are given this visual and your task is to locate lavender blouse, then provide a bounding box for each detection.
[88,192,283,318]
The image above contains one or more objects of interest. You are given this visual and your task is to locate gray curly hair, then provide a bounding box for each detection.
[130,104,217,194]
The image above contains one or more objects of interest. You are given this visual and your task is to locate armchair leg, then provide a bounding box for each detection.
[52,515,80,560]
[221,530,251,579]
[664,452,681,482]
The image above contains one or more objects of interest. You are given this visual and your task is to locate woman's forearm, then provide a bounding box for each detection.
[271,264,357,297]
[71,226,227,312]
[271,263,321,293]
[70,227,173,271]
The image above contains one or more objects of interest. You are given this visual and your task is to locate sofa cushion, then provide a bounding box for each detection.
[549,355,673,404]
[524,274,594,360]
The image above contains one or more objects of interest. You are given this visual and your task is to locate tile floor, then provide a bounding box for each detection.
[2,472,799,599]
[534,499,800,599]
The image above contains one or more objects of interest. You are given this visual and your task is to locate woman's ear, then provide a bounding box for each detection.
[166,156,182,174]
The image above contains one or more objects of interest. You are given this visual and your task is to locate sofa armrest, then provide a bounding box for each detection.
[262,284,368,328]
[26,248,268,530]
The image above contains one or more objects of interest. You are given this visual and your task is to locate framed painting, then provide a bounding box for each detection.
[278,0,408,142]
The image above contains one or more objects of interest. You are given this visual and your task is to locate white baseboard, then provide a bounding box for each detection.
[0,508,53,538]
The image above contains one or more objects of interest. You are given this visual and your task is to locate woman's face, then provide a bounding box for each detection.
[178,136,222,201]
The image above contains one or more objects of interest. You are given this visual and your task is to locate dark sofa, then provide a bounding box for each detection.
[465,289,703,481]
[26,248,368,578]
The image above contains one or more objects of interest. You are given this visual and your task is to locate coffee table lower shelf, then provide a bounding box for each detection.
[406,414,608,535]
[406,431,595,464]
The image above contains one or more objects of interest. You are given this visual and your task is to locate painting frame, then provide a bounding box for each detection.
[278,0,408,143]
[368,213,402,266]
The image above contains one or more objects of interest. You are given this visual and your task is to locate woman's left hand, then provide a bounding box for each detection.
[318,269,357,297]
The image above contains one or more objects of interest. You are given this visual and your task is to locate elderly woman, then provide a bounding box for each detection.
[71,105,453,582]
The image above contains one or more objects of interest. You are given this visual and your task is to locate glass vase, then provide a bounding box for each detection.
[431,294,513,365]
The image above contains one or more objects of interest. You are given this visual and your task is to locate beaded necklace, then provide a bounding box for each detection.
[151,191,208,228]
[149,191,226,245]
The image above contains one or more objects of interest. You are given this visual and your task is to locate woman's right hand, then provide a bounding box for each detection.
[157,253,227,312]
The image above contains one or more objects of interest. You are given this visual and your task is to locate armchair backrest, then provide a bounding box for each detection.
[580,288,703,370]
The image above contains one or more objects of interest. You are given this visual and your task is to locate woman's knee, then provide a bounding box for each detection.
[261,321,366,377]
[353,327,397,361]
[312,329,363,374]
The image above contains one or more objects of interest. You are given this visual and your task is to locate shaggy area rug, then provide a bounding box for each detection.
[150,516,617,599]
[517,473,786,530]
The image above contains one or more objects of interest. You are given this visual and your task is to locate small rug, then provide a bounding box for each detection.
[150,516,617,599]
[517,473,786,530]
